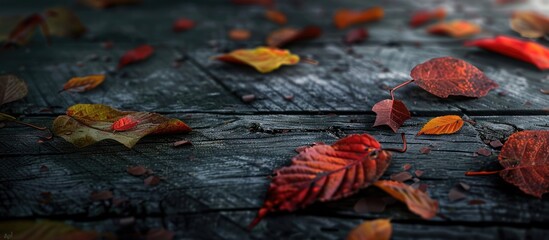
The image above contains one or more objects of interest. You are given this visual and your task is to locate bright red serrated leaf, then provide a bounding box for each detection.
[173,18,195,32]
[409,8,446,28]
[344,28,368,44]
[117,44,154,69]
[410,57,498,98]
[249,134,393,228]
[498,130,549,198]
[334,7,384,29]
[372,99,411,133]
[266,26,322,48]
[112,115,140,131]
[465,36,549,70]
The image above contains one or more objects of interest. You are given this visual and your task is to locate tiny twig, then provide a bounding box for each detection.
[389,79,414,100]
[12,119,48,131]
[382,133,407,153]
[465,170,500,176]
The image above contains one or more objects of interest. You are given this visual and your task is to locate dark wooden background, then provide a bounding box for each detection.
[0,0,548,239]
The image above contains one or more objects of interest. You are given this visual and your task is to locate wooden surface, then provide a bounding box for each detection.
[0,0,548,239]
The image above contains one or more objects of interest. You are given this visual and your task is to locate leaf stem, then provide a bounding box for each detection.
[11,119,48,131]
[390,79,414,100]
[302,57,319,65]
[465,170,500,176]
[382,133,407,153]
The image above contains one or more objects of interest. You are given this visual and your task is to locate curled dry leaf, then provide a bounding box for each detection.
[52,104,191,148]
[374,180,438,219]
[0,74,28,105]
[497,130,549,197]
[344,28,368,44]
[118,44,154,69]
[372,99,411,133]
[265,10,287,25]
[510,11,549,38]
[214,47,300,73]
[427,20,481,38]
[410,57,498,98]
[266,26,322,48]
[465,36,549,70]
[347,219,392,240]
[79,0,141,9]
[0,220,100,240]
[334,6,384,29]
[61,74,105,93]
[409,8,446,28]
[417,115,464,136]
[173,18,195,32]
[229,28,251,41]
[249,134,393,228]
[45,7,87,38]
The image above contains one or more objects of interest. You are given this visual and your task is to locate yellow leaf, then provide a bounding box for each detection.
[417,115,464,136]
[0,220,100,240]
[374,180,439,219]
[347,219,392,240]
[53,104,191,148]
[61,74,105,93]
[427,20,481,38]
[214,47,300,73]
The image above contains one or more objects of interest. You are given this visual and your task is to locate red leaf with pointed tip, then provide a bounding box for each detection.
[372,99,411,133]
[410,57,498,98]
[117,44,154,69]
[112,115,140,131]
[6,13,49,46]
[172,18,195,32]
[465,36,549,70]
[344,28,368,44]
[266,26,322,48]
[409,8,446,28]
[498,130,549,198]
[249,134,392,228]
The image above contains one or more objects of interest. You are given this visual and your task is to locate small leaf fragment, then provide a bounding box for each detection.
[417,115,464,136]
[334,7,384,29]
[127,166,147,176]
[427,20,481,38]
[372,99,411,133]
[214,47,300,73]
[410,8,446,28]
[0,74,28,105]
[118,44,154,69]
[374,180,439,219]
[510,11,549,38]
[173,18,195,32]
[344,28,368,44]
[144,175,160,186]
[228,28,251,41]
[347,219,392,240]
[61,74,105,93]
[266,26,322,48]
[45,7,87,38]
[265,10,287,25]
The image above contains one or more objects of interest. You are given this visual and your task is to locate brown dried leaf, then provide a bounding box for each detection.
[0,74,28,106]
[374,180,438,219]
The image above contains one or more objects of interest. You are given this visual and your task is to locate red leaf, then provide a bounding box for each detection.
[172,18,195,32]
[410,57,498,98]
[409,8,446,28]
[266,26,322,48]
[333,7,384,29]
[372,99,411,133]
[250,134,393,228]
[6,13,50,46]
[465,36,549,70]
[112,115,140,131]
[498,130,549,198]
[344,28,368,44]
[117,44,154,69]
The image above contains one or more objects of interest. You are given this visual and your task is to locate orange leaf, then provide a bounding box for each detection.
[427,20,480,38]
[214,47,300,73]
[510,11,549,38]
[53,104,191,148]
[347,219,392,240]
[465,36,549,70]
[265,10,287,25]
[334,7,384,29]
[266,26,322,48]
[374,180,439,219]
[417,115,464,136]
[118,44,154,69]
[61,74,105,93]
[228,28,251,41]
[250,134,393,228]
[0,74,28,106]
[409,8,446,28]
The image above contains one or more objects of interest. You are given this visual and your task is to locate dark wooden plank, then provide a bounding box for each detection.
[1,114,548,226]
